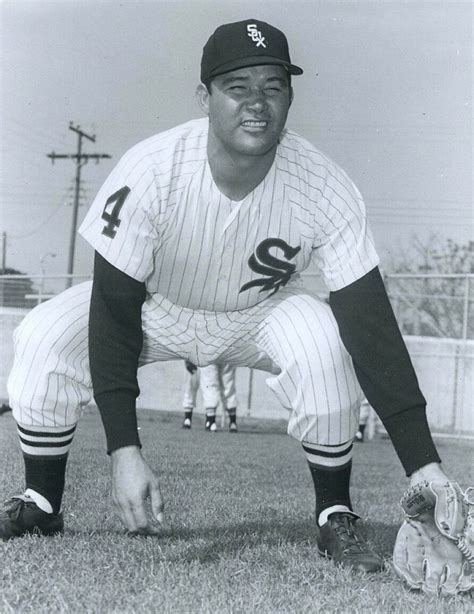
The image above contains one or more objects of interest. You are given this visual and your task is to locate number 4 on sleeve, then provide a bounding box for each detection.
[101,186,130,238]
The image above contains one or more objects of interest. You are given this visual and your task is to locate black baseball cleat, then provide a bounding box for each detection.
[0,404,12,416]
[0,495,64,540]
[316,512,383,573]
[182,417,192,429]
[229,422,238,433]
[205,420,217,432]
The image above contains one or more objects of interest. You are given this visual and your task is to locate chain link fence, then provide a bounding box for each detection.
[385,274,473,341]
[0,274,91,308]
[383,273,473,438]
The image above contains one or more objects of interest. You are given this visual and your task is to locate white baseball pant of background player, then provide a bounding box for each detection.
[183,364,237,413]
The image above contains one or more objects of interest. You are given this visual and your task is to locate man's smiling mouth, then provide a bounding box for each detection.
[241,120,268,129]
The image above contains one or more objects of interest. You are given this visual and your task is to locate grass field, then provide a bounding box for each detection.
[1,409,473,613]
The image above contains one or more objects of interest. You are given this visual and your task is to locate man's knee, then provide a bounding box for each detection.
[273,302,348,373]
[8,286,92,426]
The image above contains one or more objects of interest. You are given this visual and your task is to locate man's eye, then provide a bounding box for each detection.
[265,87,283,94]
[229,85,246,91]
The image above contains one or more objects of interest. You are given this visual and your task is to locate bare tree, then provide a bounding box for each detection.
[386,236,473,339]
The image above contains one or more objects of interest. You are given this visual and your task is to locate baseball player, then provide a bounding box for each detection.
[355,398,371,442]
[0,18,451,575]
[182,361,238,432]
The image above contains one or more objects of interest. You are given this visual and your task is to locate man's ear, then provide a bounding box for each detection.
[196,83,210,115]
[289,86,294,107]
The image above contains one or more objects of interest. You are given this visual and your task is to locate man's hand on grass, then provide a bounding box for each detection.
[110,445,165,535]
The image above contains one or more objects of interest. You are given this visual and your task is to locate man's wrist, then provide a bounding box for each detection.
[94,391,141,454]
[409,462,449,486]
[106,433,142,455]
[382,407,441,475]
[110,444,142,458]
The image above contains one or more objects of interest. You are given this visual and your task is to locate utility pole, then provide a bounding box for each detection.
[48,122,111,286]
[1,232,6,270]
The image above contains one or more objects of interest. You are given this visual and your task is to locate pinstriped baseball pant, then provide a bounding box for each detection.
[8,281,363,453]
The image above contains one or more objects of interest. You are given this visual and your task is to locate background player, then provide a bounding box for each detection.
[182,361,238,432]
[1,18,452,577]
[355,398,371,442]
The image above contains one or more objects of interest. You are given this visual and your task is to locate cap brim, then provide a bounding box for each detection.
[207,55,303,80]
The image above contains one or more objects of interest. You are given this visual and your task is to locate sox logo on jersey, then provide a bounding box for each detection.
[240,238,301,295]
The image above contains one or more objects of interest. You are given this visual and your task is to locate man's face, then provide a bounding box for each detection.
[198,64,293,158]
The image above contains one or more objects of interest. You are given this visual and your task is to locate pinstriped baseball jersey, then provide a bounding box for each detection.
[79,118,378,311]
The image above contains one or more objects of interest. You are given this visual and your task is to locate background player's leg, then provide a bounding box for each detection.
[199,365,220,432]
[220,364,238,431]
[355,398,370,442]
[182,365,198,428]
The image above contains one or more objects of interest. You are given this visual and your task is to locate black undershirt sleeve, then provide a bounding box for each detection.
[89,252,146,454]
[329,266,441,475]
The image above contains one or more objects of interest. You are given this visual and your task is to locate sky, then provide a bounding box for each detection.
[1,0,472,278]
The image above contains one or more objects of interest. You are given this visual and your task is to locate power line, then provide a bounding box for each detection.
[6,180,75,239]
[366,197,471,205]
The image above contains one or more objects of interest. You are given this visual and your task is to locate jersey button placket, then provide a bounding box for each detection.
[219,233,234,282]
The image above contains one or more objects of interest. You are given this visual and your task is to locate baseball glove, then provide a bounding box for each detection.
[393,480,474,596]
